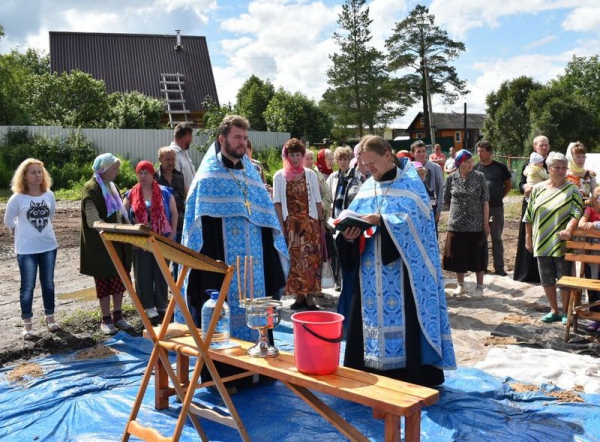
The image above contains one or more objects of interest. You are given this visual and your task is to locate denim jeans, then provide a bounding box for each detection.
[17,248,57,319]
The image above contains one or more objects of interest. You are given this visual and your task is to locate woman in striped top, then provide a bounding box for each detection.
[524,152,583,324]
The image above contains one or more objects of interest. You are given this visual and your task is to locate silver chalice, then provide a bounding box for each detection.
[244,298,282,358]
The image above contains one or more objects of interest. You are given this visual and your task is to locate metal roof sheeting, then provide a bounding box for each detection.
[49,31,219,111]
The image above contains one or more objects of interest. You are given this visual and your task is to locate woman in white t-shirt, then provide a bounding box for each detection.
[4,158,59,339]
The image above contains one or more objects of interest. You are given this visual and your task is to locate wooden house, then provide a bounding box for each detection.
[49,30,219,127]
[405,112,486,150]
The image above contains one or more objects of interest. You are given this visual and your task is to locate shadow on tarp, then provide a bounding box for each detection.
[0,327,599,441]
[494,321,600,357]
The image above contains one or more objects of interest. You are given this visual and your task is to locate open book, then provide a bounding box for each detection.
[328,209,376,232]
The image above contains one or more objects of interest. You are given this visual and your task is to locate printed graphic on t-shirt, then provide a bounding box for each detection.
[27,200,50,233]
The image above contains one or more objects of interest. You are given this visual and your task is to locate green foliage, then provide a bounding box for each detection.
[113,157,138,191]
[483,76,544,156]
[264,88,332,141]
[23,70,110,128]
[0,156,12,189]
[198,96,233,151]
[254,147,283,185]
[527,84,599,152]
[0,129,97,190]
[323,0,405,137]
[107,91,166,129]
[234,75,275,131]
[385,4,468,135]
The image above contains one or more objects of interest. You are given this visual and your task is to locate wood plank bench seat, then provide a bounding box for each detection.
[146,325,440,442]
[557,229,600,342]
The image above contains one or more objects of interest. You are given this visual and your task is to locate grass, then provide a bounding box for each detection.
[60,302,139,341]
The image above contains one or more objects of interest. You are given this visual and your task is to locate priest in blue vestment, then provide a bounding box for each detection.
[178,115,289,389]
[337,135,456,387]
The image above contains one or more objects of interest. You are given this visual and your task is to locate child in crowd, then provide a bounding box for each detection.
[3,158,59,339]
[523,152,549,185]
[578,186,600,332]
[414,161,437,215]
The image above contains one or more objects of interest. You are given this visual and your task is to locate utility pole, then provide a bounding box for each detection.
[423,57,435,145]
[463,102,468,150]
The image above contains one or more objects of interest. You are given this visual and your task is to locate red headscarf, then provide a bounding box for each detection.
[129,161,171,234]
[316,148,333,176]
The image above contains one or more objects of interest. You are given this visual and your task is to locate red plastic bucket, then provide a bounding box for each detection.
[291,311,345,375]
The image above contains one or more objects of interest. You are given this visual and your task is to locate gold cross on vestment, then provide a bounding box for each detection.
[244,199,252,215]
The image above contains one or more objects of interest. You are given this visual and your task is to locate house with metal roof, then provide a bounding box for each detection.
[406,111,487,150]
[49,30,218,127]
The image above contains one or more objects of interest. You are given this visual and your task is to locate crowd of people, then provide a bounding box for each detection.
[5,115,600,389]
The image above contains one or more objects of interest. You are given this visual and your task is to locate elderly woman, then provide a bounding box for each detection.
[337,135,455,386]
[274,138,324,310]
[566,141,596,203]
[304,150,332,223]
[442,149,490,297]
[124,161,177,322]
[525,152,583,323]
[80,153,134,335]
[316,148,334,180]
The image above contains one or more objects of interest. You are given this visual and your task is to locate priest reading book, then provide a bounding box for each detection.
[328,209,376,232]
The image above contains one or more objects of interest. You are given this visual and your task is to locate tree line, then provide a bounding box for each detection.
[2,2,598,157]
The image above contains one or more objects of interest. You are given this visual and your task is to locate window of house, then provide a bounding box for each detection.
[416,132,423,139]
[420,117,425,125]
[455,131,461,142]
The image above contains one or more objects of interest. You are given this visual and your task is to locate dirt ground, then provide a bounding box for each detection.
[0,196,529,369]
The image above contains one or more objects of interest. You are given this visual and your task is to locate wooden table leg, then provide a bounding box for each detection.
[154,354,169,410]
[176,353,189,402]
[402,410,421,442]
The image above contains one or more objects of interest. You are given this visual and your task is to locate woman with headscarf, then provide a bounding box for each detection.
[566,141,596,203]
[442,149,490,297]
[316,148,334,180]
[80,153,134,335]
[273,138,324,310]
[124,160,177,322]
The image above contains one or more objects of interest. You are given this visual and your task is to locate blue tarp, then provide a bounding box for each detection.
[1,322,599,441]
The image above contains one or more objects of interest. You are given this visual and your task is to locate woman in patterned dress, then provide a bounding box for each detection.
[442,149,490,297]
[273,138,324,310]
[524,152,583,324]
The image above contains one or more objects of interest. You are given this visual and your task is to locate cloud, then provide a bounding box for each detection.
[215,0,341,104]
[523,35,558,50]
[562,6,600,33]
[428,0,597,39]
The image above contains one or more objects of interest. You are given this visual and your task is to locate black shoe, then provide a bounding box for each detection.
[290,300,308,310]
[306,304,320,311]
[495,270,508,277]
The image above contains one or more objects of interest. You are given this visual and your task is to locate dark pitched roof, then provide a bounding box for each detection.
[49,31,218,111]
[407,112,487,131]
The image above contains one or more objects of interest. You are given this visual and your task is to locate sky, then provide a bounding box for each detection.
[1,0,599,128]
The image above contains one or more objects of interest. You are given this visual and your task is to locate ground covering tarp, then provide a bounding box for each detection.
[1,322,600,441]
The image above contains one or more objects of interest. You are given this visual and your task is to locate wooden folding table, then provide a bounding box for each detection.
[95,222,250,442]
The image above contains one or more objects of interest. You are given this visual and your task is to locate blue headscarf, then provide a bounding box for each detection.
[454,149,472,167]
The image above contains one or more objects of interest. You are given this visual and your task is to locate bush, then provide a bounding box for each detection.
[114,157,137,192]
[254,146,283,186]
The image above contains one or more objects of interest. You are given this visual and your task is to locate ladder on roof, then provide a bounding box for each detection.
[160,73,190,127]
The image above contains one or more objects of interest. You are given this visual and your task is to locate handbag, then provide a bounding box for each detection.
[321,260,335,289]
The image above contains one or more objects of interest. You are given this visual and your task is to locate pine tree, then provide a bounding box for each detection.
[386,4,468,138]
[323,0,404,138]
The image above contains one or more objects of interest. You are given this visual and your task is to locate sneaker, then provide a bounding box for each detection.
[562,315,568,325]
[114,318,133,330]
[474,285,484,297]
[452,284,467,297]
[540,312,562,323]
[145,307,159,319]
[586,321,600,332]
[100,322,117,335]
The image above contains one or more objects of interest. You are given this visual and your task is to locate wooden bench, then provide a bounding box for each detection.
[147,325,439,442]
[557,228,600,342]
